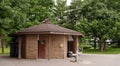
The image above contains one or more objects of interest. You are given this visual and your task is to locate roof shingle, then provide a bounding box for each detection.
[16,19,82,36]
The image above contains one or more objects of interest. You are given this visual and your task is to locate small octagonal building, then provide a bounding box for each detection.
[10,19,82,59]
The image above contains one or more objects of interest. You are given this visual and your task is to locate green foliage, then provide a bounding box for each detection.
[66,0,89,30]
[52,0,68,26]
[77,0,120,51]
[110,22,120,47]
[80,44,92,49]
[110,44,119,48]
[0,0,120,49]
[0,0,54,47]
[0,0,54,33]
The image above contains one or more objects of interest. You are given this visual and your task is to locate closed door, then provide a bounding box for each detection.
[38,40,45,58]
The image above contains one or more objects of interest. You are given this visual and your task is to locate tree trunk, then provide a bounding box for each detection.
[99,43,101,50]
[99,41,104,52]
[100,43,104,52]
[104,43,106,50]
[1,33,4,54]
[93,37,97,50]
[98,39,105,52]
[117,40,120,48]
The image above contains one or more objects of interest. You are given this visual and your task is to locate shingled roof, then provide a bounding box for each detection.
[16,19,82,36]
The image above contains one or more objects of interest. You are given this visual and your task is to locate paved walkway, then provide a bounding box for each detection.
[0,54,120,66]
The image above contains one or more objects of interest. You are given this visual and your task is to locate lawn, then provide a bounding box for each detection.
[83,48,120,54]
[0,47,120,55]
[0,48,10,54]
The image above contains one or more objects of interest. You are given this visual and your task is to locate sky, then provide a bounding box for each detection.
[66,0,72,6]
[54,0,72,6]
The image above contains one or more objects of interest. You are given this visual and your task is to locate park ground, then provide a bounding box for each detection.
[0,48,120,66]
[0,54,120,66]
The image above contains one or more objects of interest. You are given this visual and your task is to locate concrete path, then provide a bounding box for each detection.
[0,54,120,66]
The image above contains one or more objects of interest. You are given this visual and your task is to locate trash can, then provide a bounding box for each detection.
[10,42,18,57]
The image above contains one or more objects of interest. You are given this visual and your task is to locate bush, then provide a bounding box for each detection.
[80,44,92,49]
[110,44,118,48]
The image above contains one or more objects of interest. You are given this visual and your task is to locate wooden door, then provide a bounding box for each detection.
[38,40,45,58]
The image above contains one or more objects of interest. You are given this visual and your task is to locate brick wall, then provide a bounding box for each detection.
[46,35,68,59]
[23,34,68,59]
[26,34,38,59]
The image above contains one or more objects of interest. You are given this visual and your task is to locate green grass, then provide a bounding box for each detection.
[0,48,10,54]
[1,47,120,55]
[83,48,120,54]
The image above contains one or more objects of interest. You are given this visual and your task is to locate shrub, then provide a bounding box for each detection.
[80,44,92,49]
[110,44,118,48]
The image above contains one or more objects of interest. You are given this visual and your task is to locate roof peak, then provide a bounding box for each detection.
[43,18,51,24]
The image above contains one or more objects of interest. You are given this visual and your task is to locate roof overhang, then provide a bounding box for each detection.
[10,31,83,37]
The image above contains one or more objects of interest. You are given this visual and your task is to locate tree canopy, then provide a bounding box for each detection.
[0,0,120,50]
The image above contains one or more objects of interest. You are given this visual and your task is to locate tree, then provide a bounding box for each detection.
[52,0,68,26]
[110,22,120,47]
[52,0,89,30]
[101,0,120,46]
[78,0,119,51]
[66,0,90,30]
[0,0,54,49]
